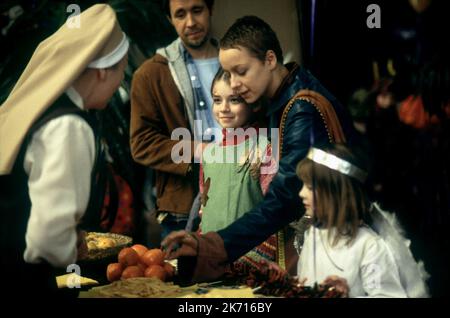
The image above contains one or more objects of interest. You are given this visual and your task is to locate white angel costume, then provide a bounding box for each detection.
[296,206,429,298]
[295,148,429,298]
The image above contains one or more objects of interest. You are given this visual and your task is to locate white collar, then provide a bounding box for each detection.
[65,86,85,110]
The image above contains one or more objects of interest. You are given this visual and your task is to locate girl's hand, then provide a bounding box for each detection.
[322,275,350,297]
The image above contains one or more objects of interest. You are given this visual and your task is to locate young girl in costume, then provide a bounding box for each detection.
[197,68,278,268]
[296,144,429,297]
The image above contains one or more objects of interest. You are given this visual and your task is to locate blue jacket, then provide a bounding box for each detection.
[217,63,357,261]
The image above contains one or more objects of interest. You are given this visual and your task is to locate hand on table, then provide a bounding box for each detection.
[322,275,349,297]
[161,230,199,260]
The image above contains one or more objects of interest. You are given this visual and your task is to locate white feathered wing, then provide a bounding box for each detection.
[370,202,430,298]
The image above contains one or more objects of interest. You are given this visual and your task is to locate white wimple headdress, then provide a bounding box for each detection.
[0,4,129,175]
[307,148,368,182]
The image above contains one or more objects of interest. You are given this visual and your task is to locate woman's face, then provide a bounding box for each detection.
[212,79,254,128]
[299,183,314,216]
[219,46,273,104]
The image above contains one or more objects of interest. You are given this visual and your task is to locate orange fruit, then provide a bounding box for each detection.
[144,264,167,281]
[136,261,147,272]
[118,247,139,267]
[141,249,165,267]
[121,265,144,279]
[131,244,148,257]
[106,263,123,282]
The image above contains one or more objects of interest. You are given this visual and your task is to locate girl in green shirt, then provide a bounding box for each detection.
[198,68,278,269]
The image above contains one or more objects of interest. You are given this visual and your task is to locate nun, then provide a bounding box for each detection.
[0,4,129,295]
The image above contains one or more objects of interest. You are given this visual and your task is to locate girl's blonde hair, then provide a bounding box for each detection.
[296,144,371,246]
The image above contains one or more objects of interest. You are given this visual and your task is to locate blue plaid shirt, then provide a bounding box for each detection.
[180,41,220,141]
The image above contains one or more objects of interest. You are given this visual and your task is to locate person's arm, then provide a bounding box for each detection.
[218,101,326,262]
[130,62,194,176]
[23,115,95,268]
[163,101,327,282]
[163,230,228,283]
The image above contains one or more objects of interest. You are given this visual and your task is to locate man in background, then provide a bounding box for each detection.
[130,0,219,240]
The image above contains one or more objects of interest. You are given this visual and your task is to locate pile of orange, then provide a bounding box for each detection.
[106,244,175,282]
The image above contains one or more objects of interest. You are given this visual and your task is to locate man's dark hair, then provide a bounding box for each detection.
[162,0,214,17]
[220,16,284,63]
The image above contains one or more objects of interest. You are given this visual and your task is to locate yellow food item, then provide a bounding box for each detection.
[85,233,117,250]
[56,273,99,288]
[87,241,97,250]
[96,237,115,248]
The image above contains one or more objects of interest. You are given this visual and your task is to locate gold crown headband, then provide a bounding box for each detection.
[307,148,368,183]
